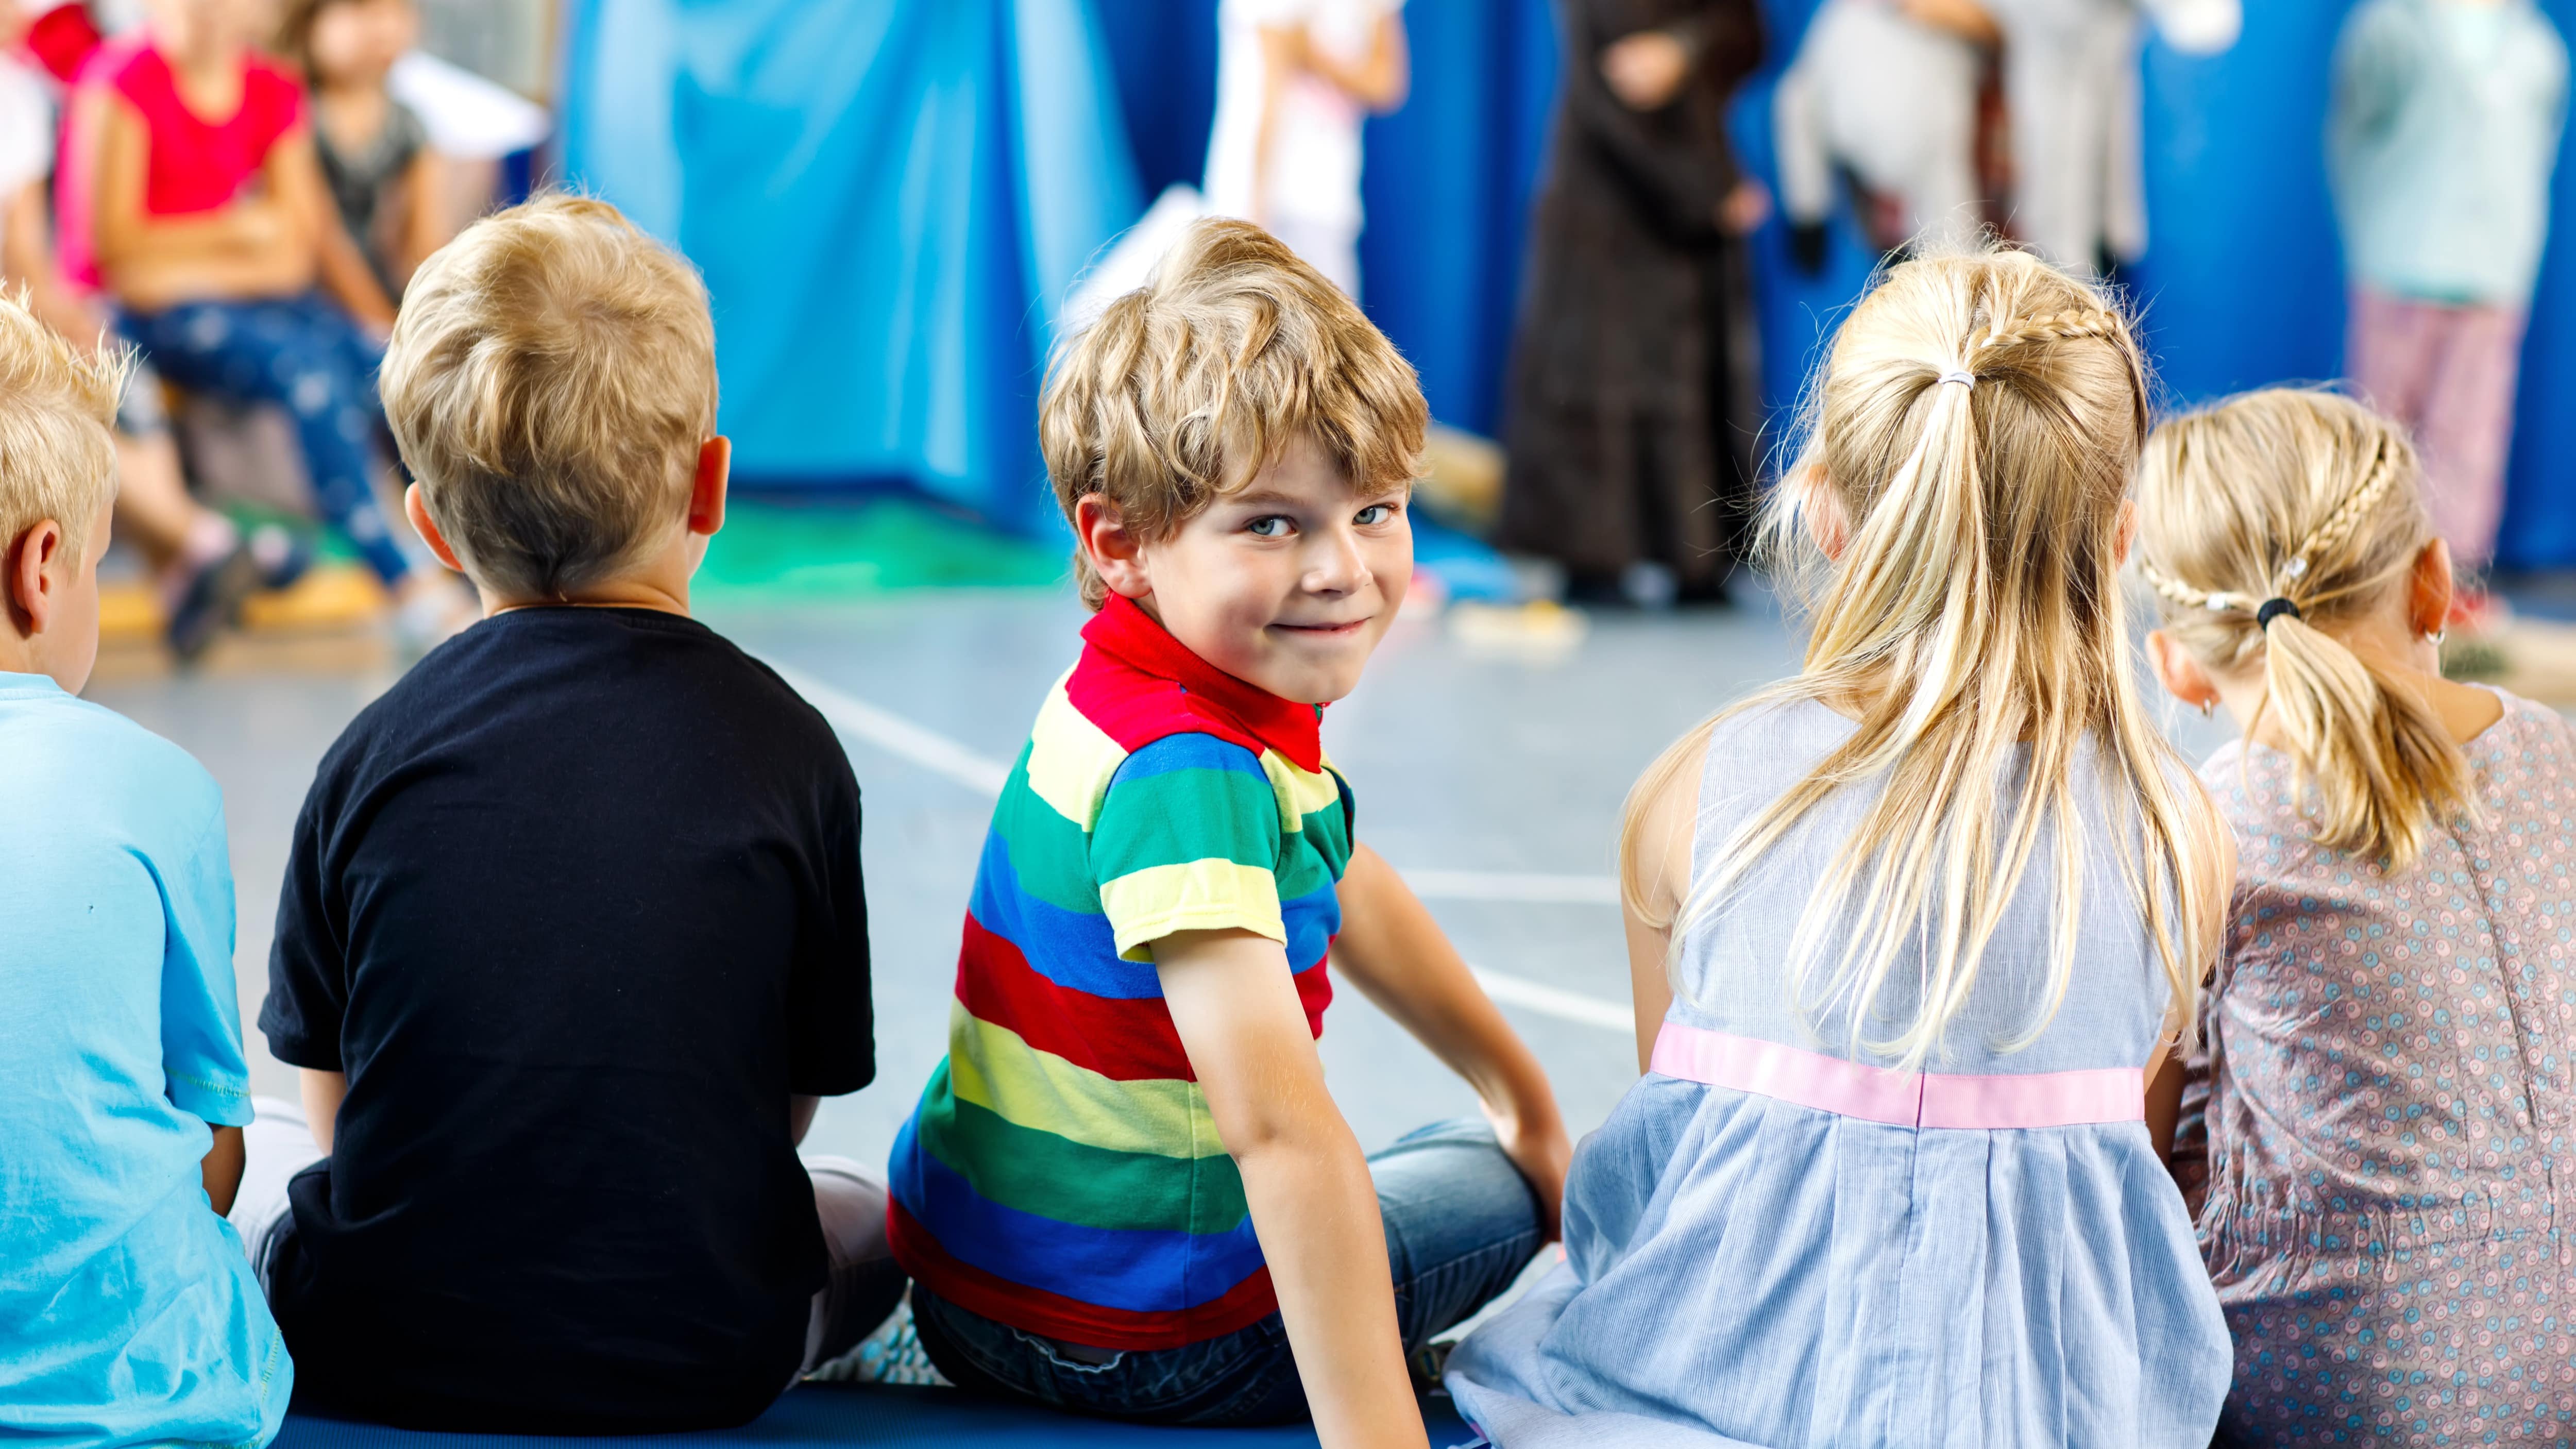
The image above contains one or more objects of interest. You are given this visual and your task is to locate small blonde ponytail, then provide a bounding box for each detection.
[2136,391,2473,871]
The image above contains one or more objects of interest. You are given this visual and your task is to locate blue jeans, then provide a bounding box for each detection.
[911,1118,1543,1428]
[120,295,411,585]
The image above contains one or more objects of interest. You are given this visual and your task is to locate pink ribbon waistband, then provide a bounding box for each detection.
[1649,1022,2143,1130]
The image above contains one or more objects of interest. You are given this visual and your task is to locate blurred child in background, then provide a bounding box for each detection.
[276,0,447,300]
[1202,0,1407,295]
[2330,0,2566,631]
[66,0,470,643]
[0,0,301,658]
[2141,389,2576,1445]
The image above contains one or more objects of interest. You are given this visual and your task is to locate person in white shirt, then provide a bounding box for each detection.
[1201,0,1408,296]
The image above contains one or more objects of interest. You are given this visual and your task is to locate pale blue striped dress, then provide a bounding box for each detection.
[1446,701,2231,1447]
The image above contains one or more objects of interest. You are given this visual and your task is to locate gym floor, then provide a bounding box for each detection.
[84,571,2264,1169]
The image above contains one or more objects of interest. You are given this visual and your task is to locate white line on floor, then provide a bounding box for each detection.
[767,661,1013,797]
[1401,869,1620,905]
[1470,968,1633,1033]
[774,661,1636,1032]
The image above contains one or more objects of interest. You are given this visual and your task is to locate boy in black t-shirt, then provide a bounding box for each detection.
[235,195,900,1433]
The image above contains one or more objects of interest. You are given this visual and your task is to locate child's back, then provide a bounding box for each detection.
[1447,247,2234,1447]
[0,302,287,1448]
[246,196,884,1432]
[1447,702,2225,1446]
[2137,388,2576,1442]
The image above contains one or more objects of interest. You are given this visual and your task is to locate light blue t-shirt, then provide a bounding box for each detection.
[0,672,289,1449]
[2329,0,2569,307]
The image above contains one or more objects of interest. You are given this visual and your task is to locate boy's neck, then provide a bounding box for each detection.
[485,578,691,620]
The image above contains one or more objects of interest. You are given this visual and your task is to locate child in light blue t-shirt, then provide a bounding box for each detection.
[0,295,289,1449]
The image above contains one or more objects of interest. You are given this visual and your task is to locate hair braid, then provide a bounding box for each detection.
[1968,308,2130,355]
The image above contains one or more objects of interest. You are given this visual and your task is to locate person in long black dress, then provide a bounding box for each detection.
[1500,0,1768,608]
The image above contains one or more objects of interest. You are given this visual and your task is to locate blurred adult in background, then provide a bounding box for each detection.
[276,0,449,301]
[65,0,471,643]
[1501,0,1766,609]
[2330,0,2566,629]
[0,0,302,658]
[1202,0,1408,296]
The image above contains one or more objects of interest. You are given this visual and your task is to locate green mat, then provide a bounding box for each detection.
[697,499,1067,599]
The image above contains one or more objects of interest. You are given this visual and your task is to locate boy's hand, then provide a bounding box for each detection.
[1487,1104,1571,1241]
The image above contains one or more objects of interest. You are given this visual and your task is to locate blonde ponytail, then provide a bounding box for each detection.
[2136,393,2471,869]
[1622,246,2228,1069]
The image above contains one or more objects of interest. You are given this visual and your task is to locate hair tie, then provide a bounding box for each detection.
[2255,597,2302,630]
[1936,369,1974,389]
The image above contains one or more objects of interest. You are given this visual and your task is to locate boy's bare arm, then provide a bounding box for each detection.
[1157,927,1428,1449]
[298,1067,346,1153]
[200,1123,244,1216]
[1327,846,1569,1235]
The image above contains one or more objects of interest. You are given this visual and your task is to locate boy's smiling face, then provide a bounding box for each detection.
[1084,433,1412,705]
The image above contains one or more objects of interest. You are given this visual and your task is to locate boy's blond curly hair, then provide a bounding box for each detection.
[1040,220,1427,609]
[0,288,124,561]
[381,193,717,600]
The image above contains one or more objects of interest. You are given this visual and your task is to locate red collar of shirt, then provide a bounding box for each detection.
[1077,594,1326,773]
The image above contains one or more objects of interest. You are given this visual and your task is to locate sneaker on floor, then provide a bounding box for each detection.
[163,542,267,663]
[806,1294,948,1388]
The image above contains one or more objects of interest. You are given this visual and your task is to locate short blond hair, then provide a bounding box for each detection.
[381,193,718,598]
[2136,389,2465,870]
[0,287,123,561]
[1040,220,1427,609]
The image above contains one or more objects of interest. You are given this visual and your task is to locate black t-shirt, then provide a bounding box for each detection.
[259,607,873,1433]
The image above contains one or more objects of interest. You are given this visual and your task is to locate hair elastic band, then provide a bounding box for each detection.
[2255,597,2302,630]
[1936,369,1975,388]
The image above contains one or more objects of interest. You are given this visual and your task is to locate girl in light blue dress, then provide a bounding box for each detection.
[1446,248,2238,1448]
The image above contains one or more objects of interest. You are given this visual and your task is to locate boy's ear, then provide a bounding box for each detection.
[1075,493,1153,600]
[402,483,469,574]
[687,436,731,538]
[5,518,67,638]
[2145,628,2219,713]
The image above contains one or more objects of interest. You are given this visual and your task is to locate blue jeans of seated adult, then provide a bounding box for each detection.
[120,294,411,585]
[911,1118,1543,1427]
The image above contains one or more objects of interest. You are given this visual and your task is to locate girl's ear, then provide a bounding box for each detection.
[1796,464,1851,562]
[2408,536,2455,638]
[2114,499,2139,567]
[2146,628,2219,712]
[1075,494,1153,600]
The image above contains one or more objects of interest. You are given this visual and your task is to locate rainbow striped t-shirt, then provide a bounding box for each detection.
[888,594,1353,1350]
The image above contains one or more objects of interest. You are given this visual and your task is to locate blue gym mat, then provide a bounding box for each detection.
[274,1385,1480,1447]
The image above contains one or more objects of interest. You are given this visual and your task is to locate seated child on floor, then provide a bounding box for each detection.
[274,0,449,301]
[0,292,291,1449]
[63,0,465,638]
[0,5,302,659]
[888,218,1570,1448]
[230,194,902,1433]
[1442,248,2239,1447]
[2137,390,2576,1446]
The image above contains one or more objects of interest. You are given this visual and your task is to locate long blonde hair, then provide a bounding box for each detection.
[1619,248,2228,1067]
[2134,389,2469,871]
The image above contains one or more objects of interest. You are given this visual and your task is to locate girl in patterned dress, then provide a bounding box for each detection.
[1443,246,2237,1447]
[2138,388,2576,1446]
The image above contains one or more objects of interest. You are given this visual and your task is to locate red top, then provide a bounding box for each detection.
[105,42,301,216]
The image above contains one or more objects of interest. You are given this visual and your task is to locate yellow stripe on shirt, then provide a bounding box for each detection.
[1100,858,1286,961]
[945,1002,1226,1160]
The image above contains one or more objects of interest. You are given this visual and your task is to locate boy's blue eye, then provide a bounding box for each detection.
[1355,503,1395,526]
[1247,516,1293,537]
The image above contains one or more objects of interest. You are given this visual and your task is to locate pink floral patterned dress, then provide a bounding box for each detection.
[2181,687,2576,1446]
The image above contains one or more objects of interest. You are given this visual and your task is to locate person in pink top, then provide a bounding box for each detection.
[64,0,466,639]
[2140,389,2576,1445]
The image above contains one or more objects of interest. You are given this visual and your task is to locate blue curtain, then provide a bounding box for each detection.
[1094,0,2576,565]
[558,0,1141,532]
[560,0,2576,559]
